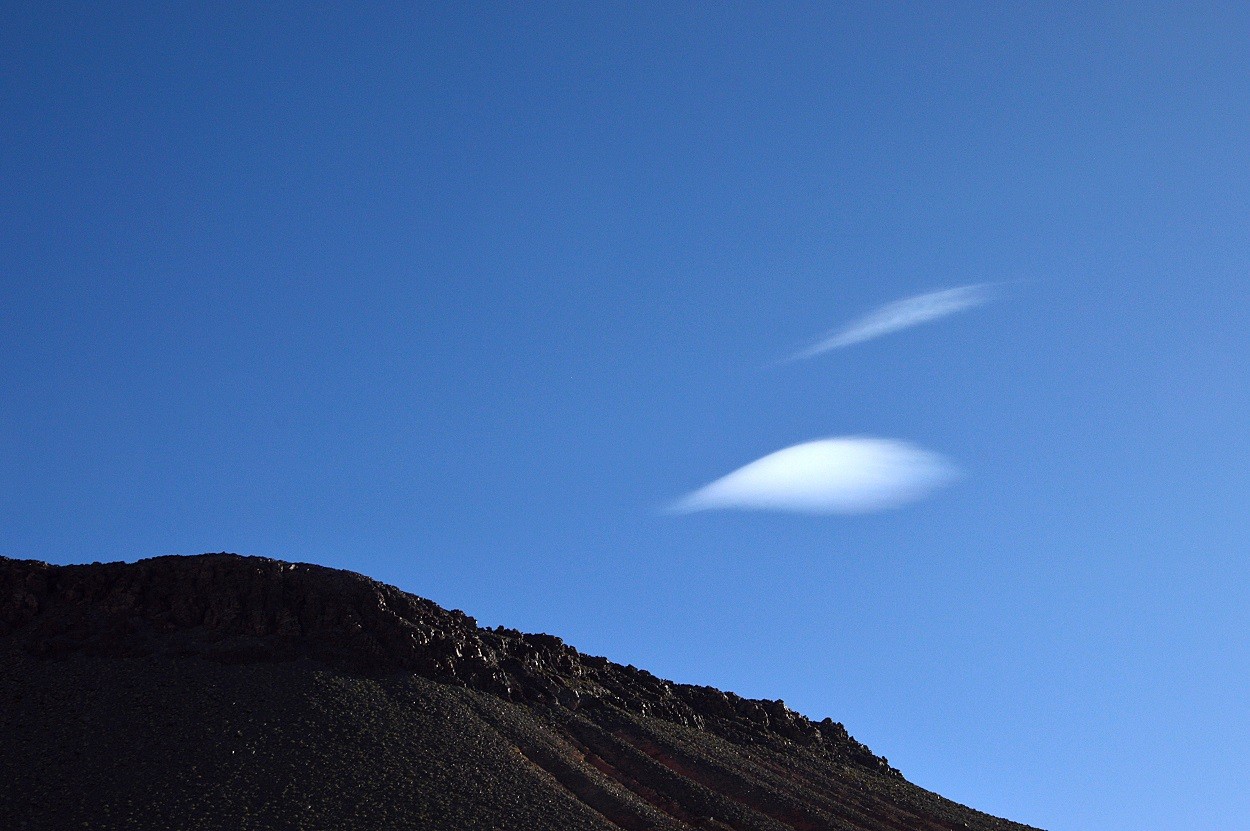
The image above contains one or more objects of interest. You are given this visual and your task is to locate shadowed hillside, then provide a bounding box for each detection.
[0,554,1042,831]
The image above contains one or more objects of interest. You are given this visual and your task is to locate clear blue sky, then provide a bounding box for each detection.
[3,4,1248,829]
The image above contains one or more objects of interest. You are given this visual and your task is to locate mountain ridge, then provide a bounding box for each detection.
[0,553,1042,831]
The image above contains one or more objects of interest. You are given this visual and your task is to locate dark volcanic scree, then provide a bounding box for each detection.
[0,553,1042,831]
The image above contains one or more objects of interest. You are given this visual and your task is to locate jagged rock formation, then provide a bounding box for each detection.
[0,554,1042,831]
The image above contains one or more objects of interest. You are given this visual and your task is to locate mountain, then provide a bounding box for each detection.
[0,553,1041,831]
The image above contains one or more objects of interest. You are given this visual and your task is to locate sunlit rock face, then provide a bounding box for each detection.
[0,554,1041,831]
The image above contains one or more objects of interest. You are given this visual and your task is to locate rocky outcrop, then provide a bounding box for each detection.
[0,553,894,776]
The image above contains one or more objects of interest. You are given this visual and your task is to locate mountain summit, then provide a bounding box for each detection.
[0,554,1040,830]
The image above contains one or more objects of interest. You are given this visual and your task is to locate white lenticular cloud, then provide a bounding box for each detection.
[794,284,990,359]
[671,437,958,515]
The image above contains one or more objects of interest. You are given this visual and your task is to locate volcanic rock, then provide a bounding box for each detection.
[0,553,1042,831]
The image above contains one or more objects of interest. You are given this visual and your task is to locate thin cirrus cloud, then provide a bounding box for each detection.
[670,437,958,515]
[791,284,990,360]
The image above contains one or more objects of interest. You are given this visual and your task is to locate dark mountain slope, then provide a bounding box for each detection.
[0,554,1041,831]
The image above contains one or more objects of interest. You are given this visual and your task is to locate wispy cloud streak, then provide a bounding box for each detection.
[670,437,958,515]
[793,284,990,359]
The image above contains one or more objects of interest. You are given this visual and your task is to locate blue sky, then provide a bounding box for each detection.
[3,3,1248,828]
